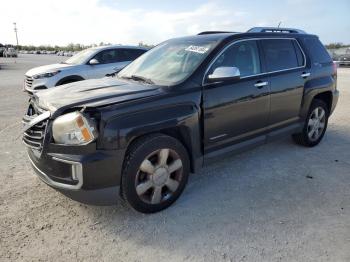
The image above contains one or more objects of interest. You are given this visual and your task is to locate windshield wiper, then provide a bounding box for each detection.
[122,75,154,85]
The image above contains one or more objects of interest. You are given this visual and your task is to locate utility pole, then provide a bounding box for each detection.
[13,22,19,47]
[277,21,282,28]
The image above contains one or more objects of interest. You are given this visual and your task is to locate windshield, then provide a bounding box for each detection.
[64,49,96,64]
[117,39,217,85]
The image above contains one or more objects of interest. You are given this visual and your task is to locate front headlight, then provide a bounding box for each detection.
[33,70,61,79]
[52,111,98,145]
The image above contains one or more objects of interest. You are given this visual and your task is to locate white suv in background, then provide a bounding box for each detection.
[24,45,148,93]
[4,48,18,57]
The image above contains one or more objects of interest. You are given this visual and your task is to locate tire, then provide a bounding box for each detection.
[121,133,190,213]
[292,99,329,147]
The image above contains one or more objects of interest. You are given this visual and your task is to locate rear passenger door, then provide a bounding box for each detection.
[260,38,308,129]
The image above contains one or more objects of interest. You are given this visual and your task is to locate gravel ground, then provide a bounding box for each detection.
[0,55,349,262]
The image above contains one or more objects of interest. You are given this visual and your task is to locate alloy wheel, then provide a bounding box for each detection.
[135,148,183,204]
[307,106,326,142]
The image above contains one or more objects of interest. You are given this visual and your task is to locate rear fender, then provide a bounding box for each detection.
[300,75,335,120]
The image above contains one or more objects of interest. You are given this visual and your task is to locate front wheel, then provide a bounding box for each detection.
[121,134,190,213]
[292,99,329,147]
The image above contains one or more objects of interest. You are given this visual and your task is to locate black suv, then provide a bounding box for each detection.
[23,27,339,213]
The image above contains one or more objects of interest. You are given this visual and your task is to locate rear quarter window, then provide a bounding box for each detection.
[302,37,332,64]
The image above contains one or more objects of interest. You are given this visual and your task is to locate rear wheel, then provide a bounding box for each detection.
[121,134,190,213]
[292,99,329,147]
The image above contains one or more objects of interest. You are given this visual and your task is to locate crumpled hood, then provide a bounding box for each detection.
[34,77,160,113]
[26,63,74,76]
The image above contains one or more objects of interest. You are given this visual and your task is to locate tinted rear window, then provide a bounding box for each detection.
[118,49,147,61]
[261,39,300,72]
[302,37,332,64]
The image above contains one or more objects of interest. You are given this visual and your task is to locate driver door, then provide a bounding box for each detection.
[203,40,270,154]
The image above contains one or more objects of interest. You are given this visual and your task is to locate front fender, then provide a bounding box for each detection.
[103,103,199,142]
[98,93,203,171]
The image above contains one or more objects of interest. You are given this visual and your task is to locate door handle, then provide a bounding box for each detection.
[254,81,268,88]
[301,72,311,78]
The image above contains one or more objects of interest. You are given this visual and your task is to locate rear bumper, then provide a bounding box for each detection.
[27,144,125,205]
[330,89,339,115]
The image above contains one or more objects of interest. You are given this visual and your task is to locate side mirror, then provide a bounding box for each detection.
[207,67,240,82]
[113,67,122,73]
[89,58,100,65]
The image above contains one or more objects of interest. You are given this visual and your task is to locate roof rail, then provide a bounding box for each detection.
[247,27,306,34]
[197,31,235,35]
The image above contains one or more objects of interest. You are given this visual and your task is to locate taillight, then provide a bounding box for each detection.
[333,61,338,90]
[333,61,338,75]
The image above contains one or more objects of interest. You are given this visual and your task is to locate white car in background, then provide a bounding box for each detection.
[24,45,148,93]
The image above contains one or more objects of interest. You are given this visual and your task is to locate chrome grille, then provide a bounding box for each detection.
[25,75,34,89]
[22,104,49,152]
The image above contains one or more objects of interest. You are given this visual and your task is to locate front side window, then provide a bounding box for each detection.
[261,39,300,72]
[64,49,97,65]
[207,40,261,78]
[118,39,218,86]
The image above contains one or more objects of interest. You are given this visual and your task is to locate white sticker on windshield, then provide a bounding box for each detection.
[185,45,209,54]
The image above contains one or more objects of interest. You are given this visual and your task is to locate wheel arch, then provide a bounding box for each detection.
[139,126,199,173]
[123,122,202,174]
[100,103,203,174]
[55,75,85,86]
[313,91,333,113]
[301,88,334,121]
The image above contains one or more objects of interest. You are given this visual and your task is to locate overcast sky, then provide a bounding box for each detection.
[0,0,349,46]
